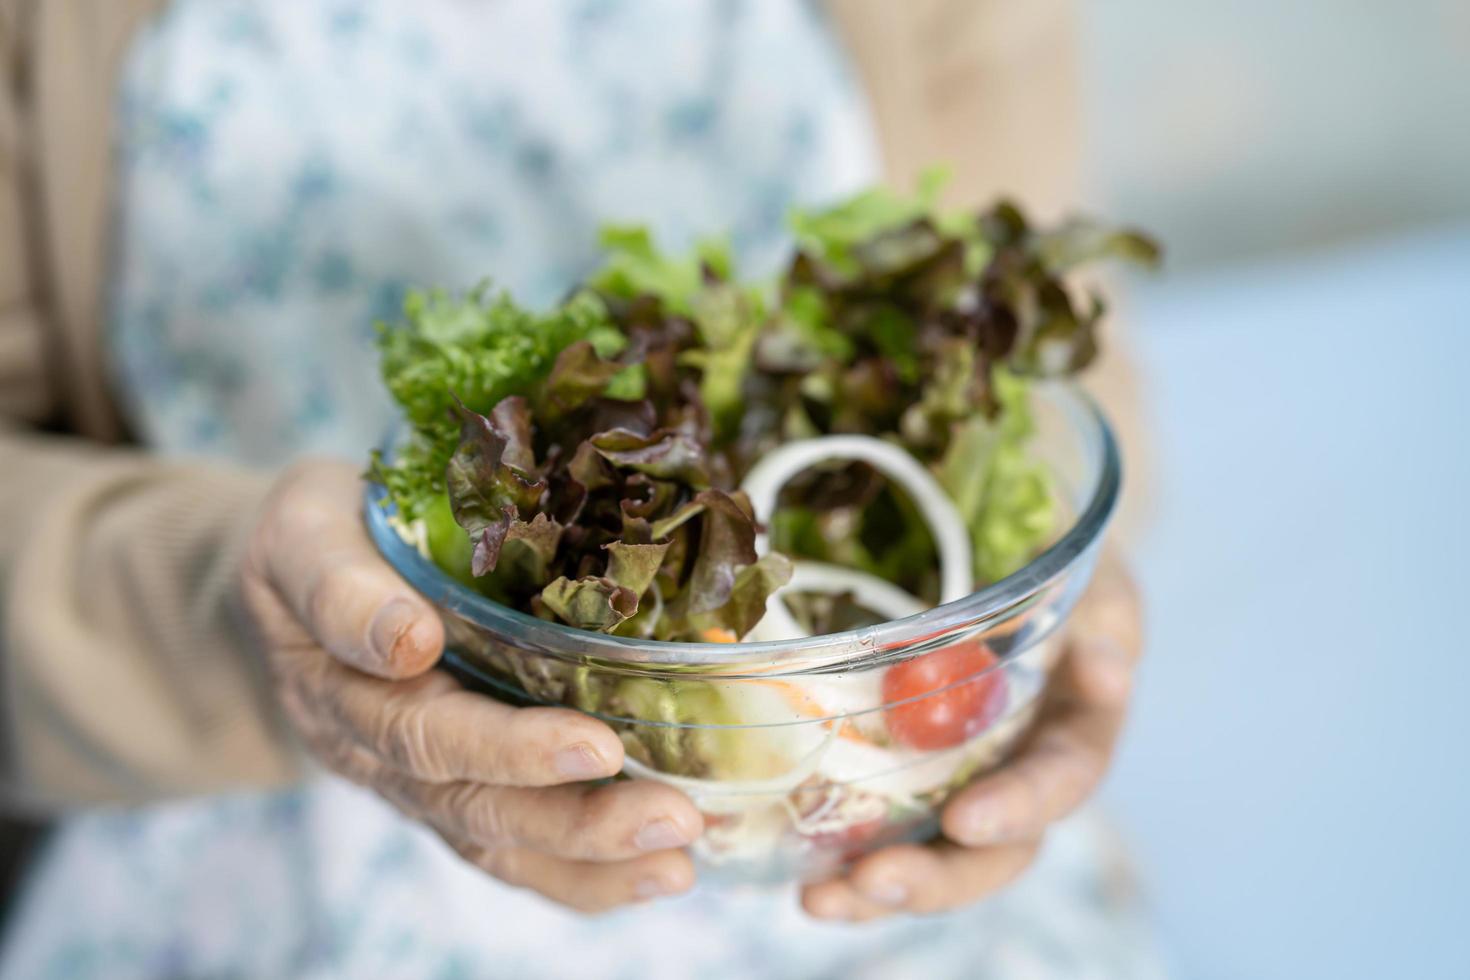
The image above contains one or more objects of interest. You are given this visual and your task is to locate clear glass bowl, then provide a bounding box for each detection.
[365,382,1120,884]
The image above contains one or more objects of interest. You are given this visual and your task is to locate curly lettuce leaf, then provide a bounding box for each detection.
[589,225,733,317]
[372,174,1157,652]
[788,166,948,275]
[375,286,625,520]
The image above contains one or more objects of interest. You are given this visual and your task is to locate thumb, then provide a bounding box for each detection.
[256,460,444,678]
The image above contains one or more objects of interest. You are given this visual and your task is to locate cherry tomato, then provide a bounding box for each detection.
[881,641,1008,750]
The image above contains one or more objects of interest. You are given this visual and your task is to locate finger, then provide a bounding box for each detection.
[297,658,625,785]
[801,879,902,923]
[1061,634,1137,712]
[276,677,387,786]
[380,774,703,861]
[941,676,1121,847]
[1066,550,1144,666]
[256,461,443,678]
[842,841,1040,915]
[443,836,697,914]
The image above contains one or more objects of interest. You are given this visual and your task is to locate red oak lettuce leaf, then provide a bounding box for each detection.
[446,396,545,540]
[686,552,793,639]
[539,340,626,423]
[661,489,759,619]
[590,425,711,487]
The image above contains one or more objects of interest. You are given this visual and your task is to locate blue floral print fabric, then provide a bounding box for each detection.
[2,1,1166,976]
[104,0,878,463]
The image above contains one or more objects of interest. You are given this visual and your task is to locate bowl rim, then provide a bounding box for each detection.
[365,381,1120,667]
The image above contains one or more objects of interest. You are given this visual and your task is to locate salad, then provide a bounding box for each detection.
[368,172,1157,880]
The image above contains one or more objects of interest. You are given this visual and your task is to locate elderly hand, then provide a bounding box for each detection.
[800,553,1143,920]
[239,459,704,914]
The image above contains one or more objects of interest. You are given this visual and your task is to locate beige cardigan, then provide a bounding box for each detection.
[0,0,1092,809]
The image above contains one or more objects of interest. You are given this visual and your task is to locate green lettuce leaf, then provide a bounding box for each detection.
[589,225,733,316]
[603,541,671,597]
[375,285,625,520]
[372,172,1157,648]
[936,371,1057,582]
[538,576,640,632]
[788,166,947,275]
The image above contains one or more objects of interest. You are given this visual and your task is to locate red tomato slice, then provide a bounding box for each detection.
[881,641,1008,750]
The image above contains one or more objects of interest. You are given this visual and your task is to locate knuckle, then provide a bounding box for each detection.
[295,656,344,723]
[257,480,314,555]
[377,701,437,775]
[567,788,617,851]
[497,712,557,778]
[448,783,510,846]
[277,660,335,736]
[289,494,343,542]
[317,740,371,784]
[371,768,421,814]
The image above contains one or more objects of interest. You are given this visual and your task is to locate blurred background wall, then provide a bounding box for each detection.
[1077,3,1470,979]
[1082,0,1470,268]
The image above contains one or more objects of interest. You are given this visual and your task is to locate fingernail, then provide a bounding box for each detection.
[862,879,909,906]
[369,598,421,665]
[634,819,687,852]
[958,801,1007,846]
[554,744,608,780]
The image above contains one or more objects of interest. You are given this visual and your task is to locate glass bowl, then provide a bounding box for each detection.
[365,382,1120,884]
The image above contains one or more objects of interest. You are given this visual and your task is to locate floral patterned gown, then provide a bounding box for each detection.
[1,2,1165,977]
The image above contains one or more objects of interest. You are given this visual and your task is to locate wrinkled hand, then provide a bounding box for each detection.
[239,460,703,913]
[802,553,1143,920]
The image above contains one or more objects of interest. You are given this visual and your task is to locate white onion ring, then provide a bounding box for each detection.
[738,435,974,640]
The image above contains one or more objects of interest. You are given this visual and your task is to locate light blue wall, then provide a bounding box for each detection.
[1100,225,1470,979]
[1081,0,1470,267]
